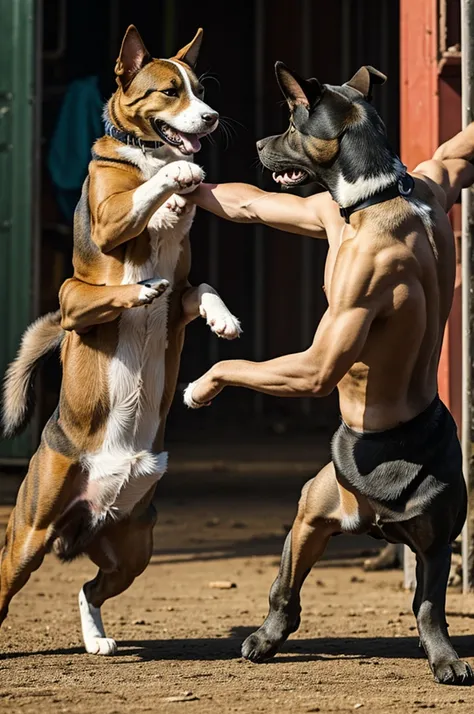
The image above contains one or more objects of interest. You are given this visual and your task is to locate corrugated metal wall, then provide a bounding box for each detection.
[0,0,38,460]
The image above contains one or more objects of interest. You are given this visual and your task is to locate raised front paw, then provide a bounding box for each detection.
[160,160,204,194]
[163,194,192,216]
[136,278,170,305]
[207,312,242,340]
[199,293,242,340]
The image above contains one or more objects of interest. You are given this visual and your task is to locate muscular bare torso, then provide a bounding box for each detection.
[318,178,455,431]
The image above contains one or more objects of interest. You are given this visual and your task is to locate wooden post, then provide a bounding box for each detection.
[461,0,474,593]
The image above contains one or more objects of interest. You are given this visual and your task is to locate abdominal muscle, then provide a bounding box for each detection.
[337,331,436,433]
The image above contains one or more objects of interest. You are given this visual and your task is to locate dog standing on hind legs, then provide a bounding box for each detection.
[0,25,241,656]
[184,63,474,684]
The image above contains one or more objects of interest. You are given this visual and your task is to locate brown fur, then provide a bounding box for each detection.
[2,311,64,437]
[0,26,238,652]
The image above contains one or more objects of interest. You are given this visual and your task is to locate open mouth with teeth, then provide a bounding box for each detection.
[272,169,309,187]
[151,119,207,155]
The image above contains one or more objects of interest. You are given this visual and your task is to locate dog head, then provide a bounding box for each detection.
[110,25,219,155]
[257,62,387,189]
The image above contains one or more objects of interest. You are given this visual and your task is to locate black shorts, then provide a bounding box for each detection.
[331,396,465,524]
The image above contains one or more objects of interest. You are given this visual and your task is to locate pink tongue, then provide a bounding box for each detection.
[178,132,201,154]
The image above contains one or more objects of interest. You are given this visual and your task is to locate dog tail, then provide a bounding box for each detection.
[2,310,64,438]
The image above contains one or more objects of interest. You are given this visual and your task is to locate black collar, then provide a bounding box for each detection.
[339,173,415,223]
[104,116,164,151]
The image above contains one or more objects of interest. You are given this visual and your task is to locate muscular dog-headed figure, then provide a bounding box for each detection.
[184,64,474,684]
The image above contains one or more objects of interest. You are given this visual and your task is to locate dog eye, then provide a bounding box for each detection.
[161,88,178,97]
[197,85,205,98]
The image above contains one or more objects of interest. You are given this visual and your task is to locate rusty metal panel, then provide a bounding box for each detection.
[400,0,463,587]
[400,0,439,166]
[401,0,462,431]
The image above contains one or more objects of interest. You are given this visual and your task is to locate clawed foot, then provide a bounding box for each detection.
[241,627,283,663]
[241,614,298,663]
[433,658,474,685]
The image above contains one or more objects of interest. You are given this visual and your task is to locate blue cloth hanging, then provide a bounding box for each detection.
[48,75,104,222]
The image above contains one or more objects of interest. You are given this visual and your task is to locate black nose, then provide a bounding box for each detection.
[202,112,219,125]
[256,136,271,152]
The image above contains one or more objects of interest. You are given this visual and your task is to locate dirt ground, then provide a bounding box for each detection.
[1,468,474,714]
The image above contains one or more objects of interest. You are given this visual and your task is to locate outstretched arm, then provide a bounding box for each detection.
[413,122,474,212]
[188,182,329,238]
[184,242,396,407]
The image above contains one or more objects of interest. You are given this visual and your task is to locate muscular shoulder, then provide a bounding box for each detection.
[88,158,142,208]
[412,158,474,212]
[332,239,418,309]
[411,162,449,209]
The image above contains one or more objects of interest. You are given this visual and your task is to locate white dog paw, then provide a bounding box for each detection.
[163,194,190,215]
[79,587,118,657]
[200,305,242,339]
[161,161,204,194]
[199,292,242,340]
[137,281,169,304]
[84,637,118,656]
[138,286,160,304]
[209,313,242,340]
[183,381,203,409]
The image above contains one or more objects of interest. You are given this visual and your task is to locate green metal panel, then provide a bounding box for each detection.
[0,0,36,460]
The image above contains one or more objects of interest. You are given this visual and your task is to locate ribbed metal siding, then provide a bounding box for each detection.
[0,0,37,461]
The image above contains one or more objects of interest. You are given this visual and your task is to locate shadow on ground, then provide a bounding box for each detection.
[3,632,474,664]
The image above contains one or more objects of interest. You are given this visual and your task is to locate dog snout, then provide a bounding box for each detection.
[256,136,272,152]
[202,111,219,125]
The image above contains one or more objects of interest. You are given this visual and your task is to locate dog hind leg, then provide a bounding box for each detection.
[0,447,81,625]
[241,463,368,663]
[0,515,51,625]
[415,546,473,684]
[80,505,156,656]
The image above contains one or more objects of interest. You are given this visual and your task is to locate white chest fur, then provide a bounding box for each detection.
[83,148,195,520]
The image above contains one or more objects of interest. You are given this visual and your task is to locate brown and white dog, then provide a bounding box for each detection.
[1,25,240,656]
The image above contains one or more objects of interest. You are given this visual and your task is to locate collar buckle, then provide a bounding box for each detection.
[398,173,415,197]
[339,206,350,224]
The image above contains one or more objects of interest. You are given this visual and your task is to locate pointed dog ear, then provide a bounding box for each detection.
[115,25,152,89]
[275,61,322,109]
[345,66,386,101]
[174,28,203,68]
